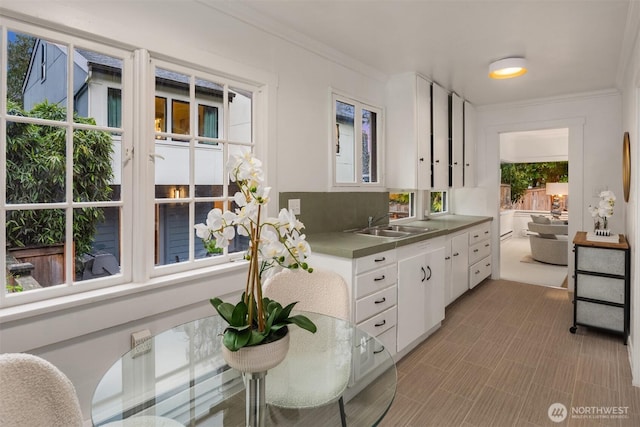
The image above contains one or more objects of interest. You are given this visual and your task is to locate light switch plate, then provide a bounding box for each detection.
[288,199,301,215]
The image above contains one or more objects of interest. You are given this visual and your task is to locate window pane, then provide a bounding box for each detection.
[155,97,167,137]
[198,105,218,139]
[73,129,118,202]
[9,34,68,116]
[172,100,189,135]
[75,207,121,281]
[155,137,190,199]
[194,143,224,198]
[155,202,190,265]
[6,209,66,292]
[6,121,66,204]
[72,47,123,124]
[389,192,413,220]
[228,87,252,143]
[335,100,355,183]
[430,191,448,214]
[362,109,378,183]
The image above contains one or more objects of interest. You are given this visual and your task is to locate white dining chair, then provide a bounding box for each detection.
[0,352,83,427]
[262,268,351,426]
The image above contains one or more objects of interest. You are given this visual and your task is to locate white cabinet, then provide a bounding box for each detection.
[451,93,464,188]
[397,238,445,353]
[432,83,449,189]
[463,101,477,187]
[445,231,469,305]
[468,222,492,288]
[385,73,432,189]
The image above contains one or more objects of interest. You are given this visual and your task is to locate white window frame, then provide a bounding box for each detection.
[331,91,384,188]
[0,19,265,309]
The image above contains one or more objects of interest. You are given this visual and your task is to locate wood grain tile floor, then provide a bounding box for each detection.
[380,279,640,427]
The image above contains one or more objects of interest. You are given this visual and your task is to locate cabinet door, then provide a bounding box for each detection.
[444,239,453,305]
[451,93,464,188]
[417,76,432,189]
[397,252,428,351]
[450,233,469,302]
[463,101,476,187]
[424,247,445,332]
[432,83,449,189]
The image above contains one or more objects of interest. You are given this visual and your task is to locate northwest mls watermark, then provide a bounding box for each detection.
[548,403,630,423]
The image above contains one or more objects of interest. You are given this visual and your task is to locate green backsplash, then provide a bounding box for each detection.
[279,192,390,234]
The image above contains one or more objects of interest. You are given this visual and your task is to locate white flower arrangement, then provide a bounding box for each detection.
[588,190,616,232]
[194,151,315,351]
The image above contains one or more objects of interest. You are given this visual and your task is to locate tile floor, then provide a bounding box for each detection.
[379,279,639,427]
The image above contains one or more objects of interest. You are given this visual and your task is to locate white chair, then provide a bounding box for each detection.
[263,269,351,426]
[0,353,83,427]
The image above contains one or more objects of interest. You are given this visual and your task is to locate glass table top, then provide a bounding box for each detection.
[92,312,397,426]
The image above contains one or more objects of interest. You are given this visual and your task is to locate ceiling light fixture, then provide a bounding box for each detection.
[489,57,527,79]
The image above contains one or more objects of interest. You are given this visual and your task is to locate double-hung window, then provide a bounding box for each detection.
[1,19,260,307]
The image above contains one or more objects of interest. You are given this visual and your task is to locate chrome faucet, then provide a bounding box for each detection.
[367,213,390,228]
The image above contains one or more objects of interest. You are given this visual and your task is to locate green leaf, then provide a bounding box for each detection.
[286,314,317,333]
[231,301,248,326]
[246,330,267,346]
[210,298,236,324]
[223,328,251,351]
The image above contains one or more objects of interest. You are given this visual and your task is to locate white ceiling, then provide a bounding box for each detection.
[205,0,636,106]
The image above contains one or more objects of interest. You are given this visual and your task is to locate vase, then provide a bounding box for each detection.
[221,330,290,373]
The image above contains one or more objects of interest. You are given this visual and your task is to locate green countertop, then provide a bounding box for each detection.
[306,215,493,259]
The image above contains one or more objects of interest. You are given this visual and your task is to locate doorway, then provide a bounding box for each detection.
[499,128,569,288]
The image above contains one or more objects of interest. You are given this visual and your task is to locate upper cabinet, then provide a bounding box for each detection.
[463,101,477,187]
[386,73,476,191]
[386,73,431,190]
[450,93,464,188]
[432,83,449,189]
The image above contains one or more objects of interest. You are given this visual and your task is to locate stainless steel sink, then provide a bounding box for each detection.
[355,228,411,238]
[352,224,433,238]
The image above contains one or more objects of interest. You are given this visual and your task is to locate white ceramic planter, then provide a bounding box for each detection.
[221,331,290,373]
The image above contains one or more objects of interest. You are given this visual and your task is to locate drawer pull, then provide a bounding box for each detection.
[473,249,479,253]
[374,297,387,304]
[375,320,386,327]
[485,243,490,247]
[484,230,489,234]
[374,257,386,262]
[373,346,385,354]
[486,263,491,267]
[374,275,386,281]
[445,256,451,260]
[475,270,480,274]
[473,234,479,238]
[453,252,459,257]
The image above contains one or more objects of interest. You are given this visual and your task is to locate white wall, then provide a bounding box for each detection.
[620,2,640,386]
[0,1,386,422]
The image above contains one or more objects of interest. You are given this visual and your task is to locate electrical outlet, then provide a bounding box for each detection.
[288,199,301,215]
[131,329,152,358]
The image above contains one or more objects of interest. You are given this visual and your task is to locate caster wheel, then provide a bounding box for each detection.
[569,327,577,334]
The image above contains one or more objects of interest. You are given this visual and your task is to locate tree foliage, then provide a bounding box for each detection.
[7,33,35,105]
[501,161,568,204]
[6,100,114,258]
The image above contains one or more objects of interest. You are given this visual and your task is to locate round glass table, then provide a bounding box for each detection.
[92,312,397,426]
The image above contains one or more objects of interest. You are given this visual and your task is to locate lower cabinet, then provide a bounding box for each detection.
[396,237,445,353]
[445,231,469,306]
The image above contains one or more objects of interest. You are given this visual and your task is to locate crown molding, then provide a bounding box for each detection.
[476,88,621,112]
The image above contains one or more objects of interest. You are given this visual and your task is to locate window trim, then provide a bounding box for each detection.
[331,91,384,189]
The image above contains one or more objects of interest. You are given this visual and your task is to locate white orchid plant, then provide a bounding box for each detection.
[588,190,616,230]
[195,151,316,351]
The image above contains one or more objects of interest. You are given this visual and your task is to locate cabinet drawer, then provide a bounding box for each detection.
[469,240,491,265]
[355,286,397,323]
[469,255,491,289]
[354,265,397,299]
[576,300,624,332]
[576,273,625,304]
[355,250,396,274]
[468,222,491,245]
[357,306,397,337]
[353,326,396,382]
[577,247,626,276]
